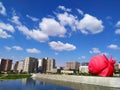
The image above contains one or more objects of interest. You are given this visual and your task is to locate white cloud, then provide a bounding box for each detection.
[11,15,49,42]
[4,46,12,51]
[17,25,49,42]
[12,15,22,25]
[116,21,120,27]
[0,22,15,33]
[39,18,66,37]
[5,45,23,51]
[26,48,40,54]
[58,5,71,12]
[77,9,84,15]
[26,15,39,22]
[79,56,86,60]
[12,46,23,50]
[0,29,12,38]
[107,44,120,50]
[49,41,76,51]
[77,14,104,34]
[0,2,6,15]
[57,12,77,31]
[115,29,120,35]
[89,48,101,54]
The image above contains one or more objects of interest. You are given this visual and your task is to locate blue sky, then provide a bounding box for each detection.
[0,0,120,66]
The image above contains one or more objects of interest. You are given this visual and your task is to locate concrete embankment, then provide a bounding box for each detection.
[33,74,120,88]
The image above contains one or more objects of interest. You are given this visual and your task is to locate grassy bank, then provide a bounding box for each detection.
[0,74,31,80]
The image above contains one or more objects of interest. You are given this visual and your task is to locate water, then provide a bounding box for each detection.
[0,78,119,90]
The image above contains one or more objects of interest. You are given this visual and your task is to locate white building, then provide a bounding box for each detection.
[79,66,88,73]
[23,57,38,73]
[17,61,24,73]
[38,58,42,68]
[46,58,56,72]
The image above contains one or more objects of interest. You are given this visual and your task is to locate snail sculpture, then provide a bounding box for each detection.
[88,55,116,77]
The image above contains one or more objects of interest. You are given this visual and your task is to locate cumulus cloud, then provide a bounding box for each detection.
[79,56,86,60]
[115,29,120,35]
[77,14,104,34]
[10,6,105,43]
[12,46,23,50]
[12,15,22,25]
[58,5,71,12]
[26,48,41,54]
[17,25,49,42]
[57,12,77,31]
[49,41,76,51]
[11,15,49,42]
[5,45,23,51]
[0,2,6,15]
[39,18,66,37]
[26,15,39,22]
[0,22,14,39]
[0,22,15,33]
[0,29,12,38]
[4,46,12,51]
[116,21,120,27]
[77,9,84,15]
[89,48,101,54]
[107,44,120,50]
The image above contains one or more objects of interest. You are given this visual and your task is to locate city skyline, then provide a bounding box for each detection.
[0,0,120,66]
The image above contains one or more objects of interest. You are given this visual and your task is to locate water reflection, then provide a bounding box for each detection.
[22,78,46,86]
[0,78,120,90]
[32,78,120,90]
[21,78,73,90]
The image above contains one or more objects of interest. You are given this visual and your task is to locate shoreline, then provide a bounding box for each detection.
[32,74,120,88]
[0,74,31,80]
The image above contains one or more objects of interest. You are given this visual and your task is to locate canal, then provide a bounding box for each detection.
[0,78,119,90]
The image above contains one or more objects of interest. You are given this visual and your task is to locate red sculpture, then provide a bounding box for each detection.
[88,54,116,77]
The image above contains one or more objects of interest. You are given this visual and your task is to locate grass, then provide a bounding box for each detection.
[0,74,31,80]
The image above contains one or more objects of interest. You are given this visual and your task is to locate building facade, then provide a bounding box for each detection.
[14,61,19,72]
[38,58,47,73]
[65,61,80,70]
[17,60,24,73]
[23,57,38,73]
[79,66,89,73]
[0,59,12,71]
[38,57,56,73]
[81,62,89,66]
[46,58,56,72]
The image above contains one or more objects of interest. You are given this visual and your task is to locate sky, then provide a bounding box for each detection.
[0,0,120,66]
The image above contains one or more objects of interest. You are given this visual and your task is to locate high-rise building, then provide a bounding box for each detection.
[65,61,80,70]
[14,61,19,71]
[81,62,89,66]
[23,57,38,73]
[11,63,15,71]
[46,58,56,72]
[38,58,47,73]
[0,58,12,71]
[17,60,24,73]
[38,57,56,73]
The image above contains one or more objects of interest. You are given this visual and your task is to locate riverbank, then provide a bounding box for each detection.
[33,74,120,88]
[0,74,31,80]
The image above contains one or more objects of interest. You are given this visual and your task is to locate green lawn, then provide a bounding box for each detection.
[0,74,31,79]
